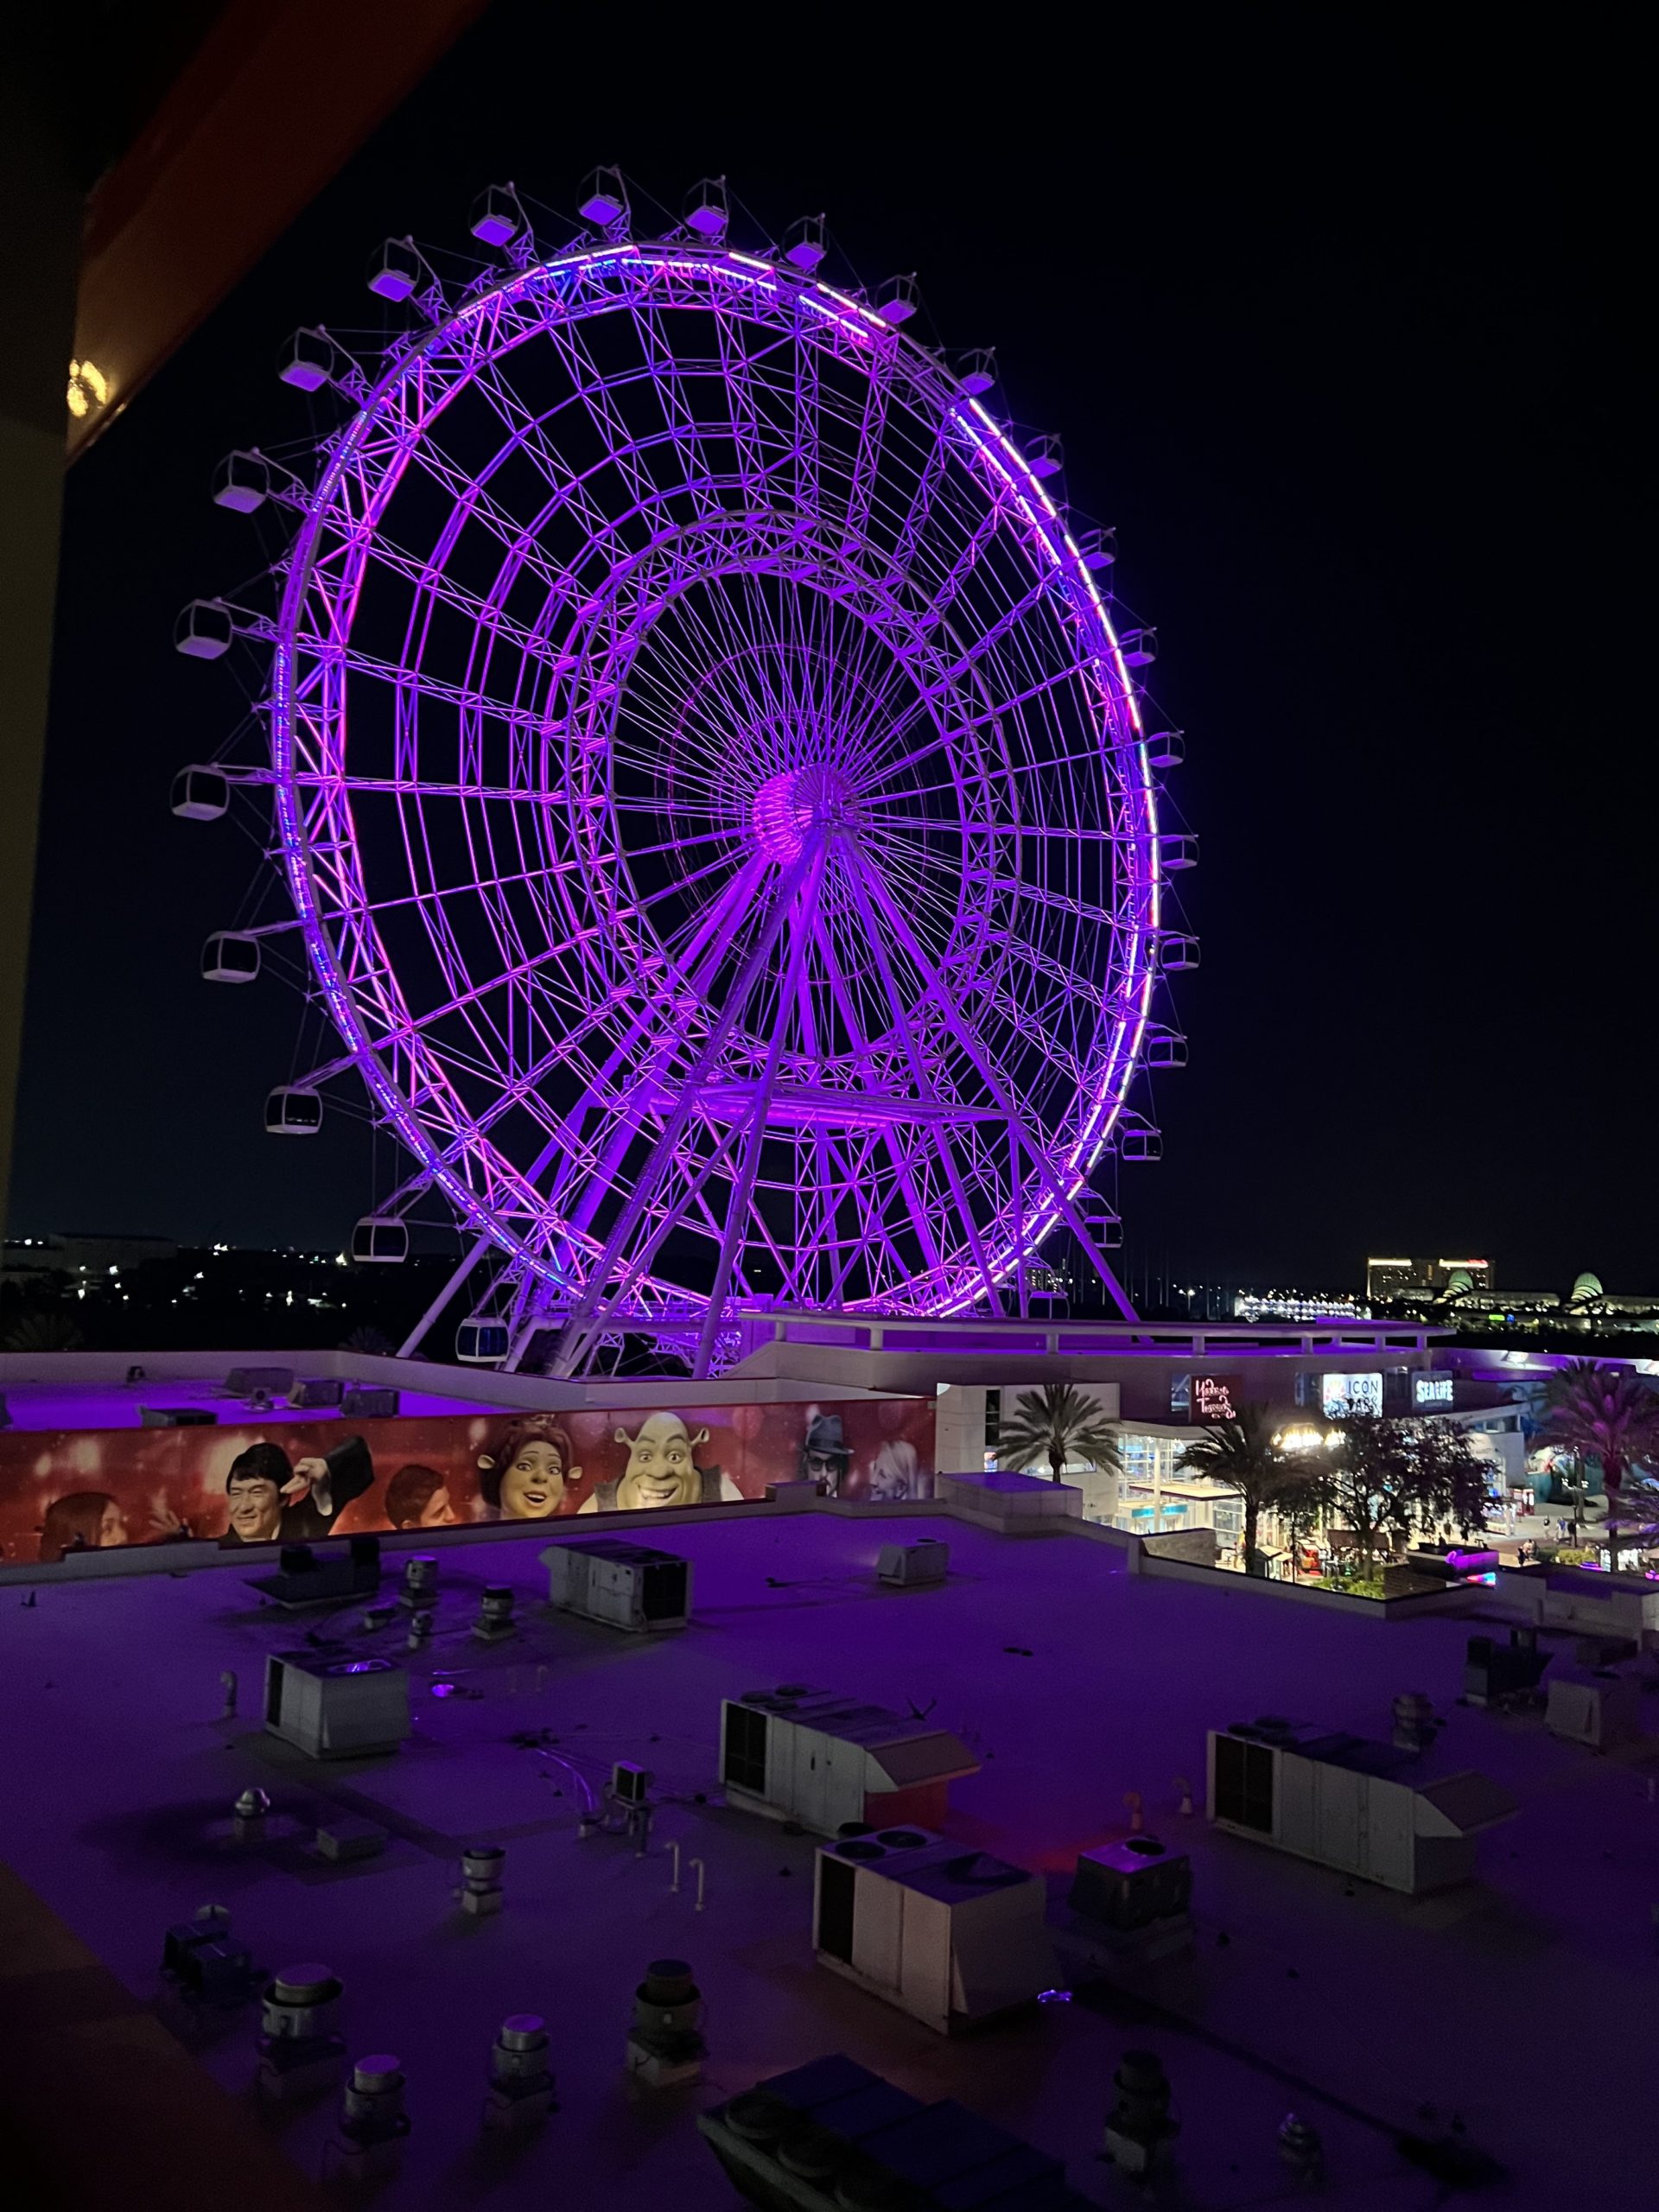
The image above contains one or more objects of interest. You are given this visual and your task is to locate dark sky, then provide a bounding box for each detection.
[12,7,1649,1294]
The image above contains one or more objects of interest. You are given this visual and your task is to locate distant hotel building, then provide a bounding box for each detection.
[1366,1255,1492,1306]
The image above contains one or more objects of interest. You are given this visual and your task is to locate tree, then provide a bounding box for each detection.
[1546,1362,1659,1567]
[998,1382,1122,1485]
[1408,1420,1493,1541]
[1325,1414,1491,1574]
[4,1307,85,1353]
[340,1325,397,1357]
[1176,1402,1312,1575]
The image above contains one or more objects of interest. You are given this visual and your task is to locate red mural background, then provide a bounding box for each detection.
[0,1395,937,1564]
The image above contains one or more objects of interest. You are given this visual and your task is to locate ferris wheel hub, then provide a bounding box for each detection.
[749,763,859,863]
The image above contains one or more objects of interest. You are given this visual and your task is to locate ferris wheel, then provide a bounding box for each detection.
[173,173,1196,1375]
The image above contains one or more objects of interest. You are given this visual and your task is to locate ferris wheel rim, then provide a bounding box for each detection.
[259,234,1165,1319]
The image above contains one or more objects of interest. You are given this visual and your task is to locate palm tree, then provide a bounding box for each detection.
[998,1382,1122,1487]
[340,1325,397,1357]
[1547,1362,1659,1567]
[3,1308,86,1353]
[1177,1402,1316,1576]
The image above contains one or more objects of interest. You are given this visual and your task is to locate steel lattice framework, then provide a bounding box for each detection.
[184,220,1188,1375]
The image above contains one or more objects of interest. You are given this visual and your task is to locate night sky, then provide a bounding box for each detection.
[12,10,1648,1294]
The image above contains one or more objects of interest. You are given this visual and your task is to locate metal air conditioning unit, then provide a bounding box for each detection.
[263,1653,410,1760]
[876,1540,950,1588]
[719,1688,978,1836]
[813,1830,1053,2033]
[1207,1717,1516,1894]
[542,1537,692,1632]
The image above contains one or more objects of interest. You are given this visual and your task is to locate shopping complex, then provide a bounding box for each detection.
[0,1308,1617,1582]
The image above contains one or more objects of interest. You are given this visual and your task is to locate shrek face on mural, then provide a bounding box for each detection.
[612,1412,711,1510]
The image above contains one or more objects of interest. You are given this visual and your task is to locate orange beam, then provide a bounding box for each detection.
[68,0,491,457]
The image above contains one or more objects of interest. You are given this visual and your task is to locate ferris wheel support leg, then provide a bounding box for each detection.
[396,1230,497,1361]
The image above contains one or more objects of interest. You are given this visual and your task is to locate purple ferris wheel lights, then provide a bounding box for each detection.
[186,207,1190,1368]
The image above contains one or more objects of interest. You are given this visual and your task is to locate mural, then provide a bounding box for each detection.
[0,1395,936,1565]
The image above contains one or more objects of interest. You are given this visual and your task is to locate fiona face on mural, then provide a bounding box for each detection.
[478,1420,580,1520]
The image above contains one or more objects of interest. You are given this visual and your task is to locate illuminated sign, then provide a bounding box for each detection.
[1413,1373,1454,1408]
[1322,1371,1382,1417]
[1192,1374,1246,1423]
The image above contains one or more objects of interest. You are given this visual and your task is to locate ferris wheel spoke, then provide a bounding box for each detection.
[803,909,952,1294]
[819,867,1003,1312]
[856,851,1134,1314]
[690,853,822,1371]
[857,658,1107,796]
[550,844,825,1364]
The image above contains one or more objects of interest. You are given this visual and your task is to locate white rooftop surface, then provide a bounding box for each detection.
[2,1510,1654,2207]
[0,1376,505,1429]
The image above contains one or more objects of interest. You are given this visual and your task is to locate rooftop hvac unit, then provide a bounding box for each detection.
[1207,1717,1516,1894]
[541,1537,692,1633]
[1546,1669,1642,1751]
[720,1689,979,1837]
[698,2055,1090,2212]
[1066,1834,1193,1962]
[813,1832,1053,2033]
[610,1761,652,1805]
[263,1652,410,1759]
[876,1540,950,1588]
[291,1377,344,1408]
[225,1366,294,1396]
[340,1386,398,1418]
[247,1535,381,1609]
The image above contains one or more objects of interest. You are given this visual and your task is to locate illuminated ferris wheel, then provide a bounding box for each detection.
[173,173,1195,1374]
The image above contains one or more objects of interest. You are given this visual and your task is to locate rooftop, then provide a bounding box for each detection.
[0,1503,1653,2206]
